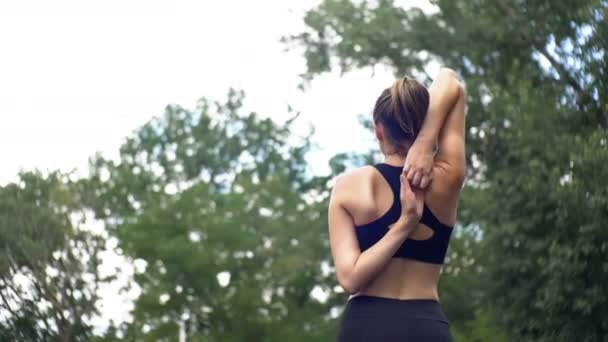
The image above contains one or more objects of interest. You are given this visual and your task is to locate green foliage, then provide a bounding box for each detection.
[291,0,607,341]
[86,90,344,341]
[451,309,510,342]
[0,171,109,341]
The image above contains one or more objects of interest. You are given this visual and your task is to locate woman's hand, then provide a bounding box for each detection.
[395,173,424,232]
[403,140,434,188]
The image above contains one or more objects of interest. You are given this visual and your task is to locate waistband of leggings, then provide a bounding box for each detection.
[344,295,449,323]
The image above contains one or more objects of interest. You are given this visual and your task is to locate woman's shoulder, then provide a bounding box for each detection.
[332,165,376,190]
[330,166,377,205]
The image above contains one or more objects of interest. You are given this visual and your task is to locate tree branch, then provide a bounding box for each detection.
[0,283,19,321]
[492,0,607,127]
[493,0,583,94]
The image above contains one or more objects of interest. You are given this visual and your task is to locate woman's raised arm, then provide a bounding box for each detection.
[404,68,465,189]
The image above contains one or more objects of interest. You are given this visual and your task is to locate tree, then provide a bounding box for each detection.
[84,90,344,341]
[289,0,607,341]
[0,171,110,341]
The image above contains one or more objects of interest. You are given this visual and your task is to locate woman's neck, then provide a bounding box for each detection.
[382,153,407,167]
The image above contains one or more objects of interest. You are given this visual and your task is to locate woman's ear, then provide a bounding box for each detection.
[374,123,384,142]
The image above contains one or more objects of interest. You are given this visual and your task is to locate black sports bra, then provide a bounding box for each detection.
[354,163,454,264]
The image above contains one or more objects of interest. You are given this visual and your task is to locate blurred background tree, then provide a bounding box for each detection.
[82,90,343,341]
[0,171,110,341]
[289,0,607,341]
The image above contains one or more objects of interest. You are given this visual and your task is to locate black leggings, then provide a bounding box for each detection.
[336,295,453,342]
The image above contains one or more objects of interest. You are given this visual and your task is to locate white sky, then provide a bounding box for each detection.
[0,0,438,333]
[1,0,436,185]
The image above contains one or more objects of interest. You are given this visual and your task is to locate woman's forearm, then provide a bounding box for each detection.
[340,218,414,294]
[415,68,462,148]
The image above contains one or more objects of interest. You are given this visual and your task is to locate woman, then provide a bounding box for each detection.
[328,68,466,341]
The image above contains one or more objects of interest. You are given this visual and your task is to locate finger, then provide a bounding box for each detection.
[412,171,422,187]
[403,164,410,174]
[400,174,412,197]
[411,188,423,202]
[420,175,430,189]
[408,170,420,186]
[407,169,416,180]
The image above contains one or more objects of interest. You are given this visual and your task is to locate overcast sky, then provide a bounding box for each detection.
[0,0,437,333]
[1,0,436,186]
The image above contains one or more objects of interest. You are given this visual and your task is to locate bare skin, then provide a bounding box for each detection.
[328,68,466,301]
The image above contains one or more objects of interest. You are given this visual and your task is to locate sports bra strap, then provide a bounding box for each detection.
[421,205,453,231]
[372,163,401,200]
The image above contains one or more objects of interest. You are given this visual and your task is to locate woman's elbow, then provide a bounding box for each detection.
[339,282,360,295]
[439,68,464,94]
[439,67,457,77]
[456,82,466,99]
[337,273,360,294]
[448,164,467,190]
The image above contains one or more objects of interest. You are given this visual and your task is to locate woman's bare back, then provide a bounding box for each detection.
[339,163,459,301]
